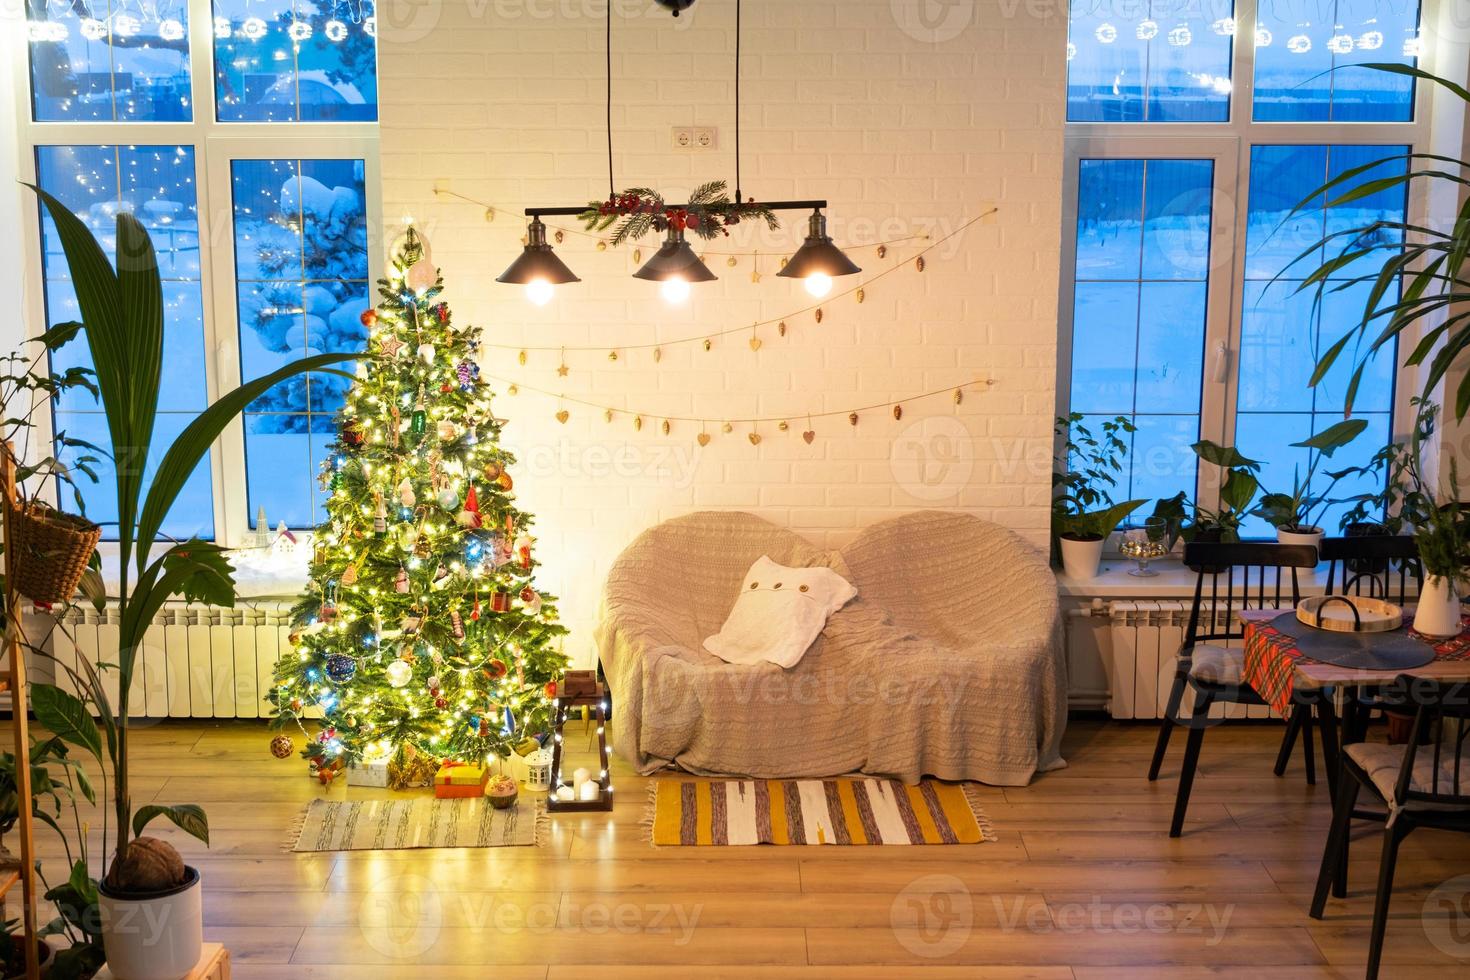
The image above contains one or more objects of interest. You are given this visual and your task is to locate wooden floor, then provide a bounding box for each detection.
[11,716,1470,978]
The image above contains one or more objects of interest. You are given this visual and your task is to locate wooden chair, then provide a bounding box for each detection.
[1274,535,1423,779]
[1148,541,1320,837]
[1312,678,1470,980]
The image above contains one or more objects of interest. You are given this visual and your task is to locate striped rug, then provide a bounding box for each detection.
[291,798,543,852]
[647,778,995,846]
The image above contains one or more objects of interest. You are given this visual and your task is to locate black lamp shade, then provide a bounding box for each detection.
[632,227,718,283]
[777,210,861,279]
[497,218,580,285]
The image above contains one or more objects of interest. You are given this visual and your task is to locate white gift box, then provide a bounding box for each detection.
[347,759,389,787]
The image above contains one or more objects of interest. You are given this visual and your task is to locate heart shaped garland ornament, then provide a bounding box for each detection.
[697,432,711,447]
[555,409,569,424]
[802,430,816,444]
[748,432,762,446]
[749,337,762,351]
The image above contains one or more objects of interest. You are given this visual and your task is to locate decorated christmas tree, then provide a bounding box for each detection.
[268,228,567,784]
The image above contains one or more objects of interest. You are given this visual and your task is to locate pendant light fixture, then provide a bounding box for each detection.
[502,0,861,303]
[778,208,862,297]
[632,225,718,303]
[495,216,580,305]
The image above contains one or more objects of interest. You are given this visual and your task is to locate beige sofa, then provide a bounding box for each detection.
[593,510,1067,785]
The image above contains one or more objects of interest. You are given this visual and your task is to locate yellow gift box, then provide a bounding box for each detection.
[434,762,489,797]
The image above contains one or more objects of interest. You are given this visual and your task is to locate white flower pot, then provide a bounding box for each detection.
[1059,536,1105,580]
[1414,576,1463,638]
[1277,526,1324,553]
[98,866,203,980]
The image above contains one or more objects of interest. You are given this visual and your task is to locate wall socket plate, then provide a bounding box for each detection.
[672,126,717,150]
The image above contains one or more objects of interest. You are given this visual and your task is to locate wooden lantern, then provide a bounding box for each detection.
[546,680,613,812]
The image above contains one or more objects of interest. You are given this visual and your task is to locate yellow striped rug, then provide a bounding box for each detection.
[647,778,995,846]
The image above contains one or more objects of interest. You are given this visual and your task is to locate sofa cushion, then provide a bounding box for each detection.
[1347,741,1470,807]
[702,555,857,668]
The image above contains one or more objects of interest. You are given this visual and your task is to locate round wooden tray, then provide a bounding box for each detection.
[1296,595,1403,633]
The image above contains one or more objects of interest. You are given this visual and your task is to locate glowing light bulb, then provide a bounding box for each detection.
[525,279,554,306]
[661,277,690,304]
[804,272,833,298]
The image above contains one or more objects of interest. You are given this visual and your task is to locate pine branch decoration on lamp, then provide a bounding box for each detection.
[266,228,570,785]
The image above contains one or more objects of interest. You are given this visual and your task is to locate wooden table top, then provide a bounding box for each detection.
[1240,608,1470,688]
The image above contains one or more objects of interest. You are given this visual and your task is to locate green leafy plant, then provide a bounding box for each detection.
[1,327,103,518]
[1289,66,1470,418]
[1150,441,1263,547]
[1251,418,1369,532]
[1333,402,1438,535]
[1051,413,1146,541]
[21,187,360,912]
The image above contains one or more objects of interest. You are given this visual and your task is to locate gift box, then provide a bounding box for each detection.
[434,761,489,798]
[347,759,389,787]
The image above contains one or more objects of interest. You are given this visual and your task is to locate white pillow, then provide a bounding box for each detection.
[702,555,857,668]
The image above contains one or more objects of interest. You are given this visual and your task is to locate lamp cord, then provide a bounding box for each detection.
[606,3,615,198]
[734,0,741,203]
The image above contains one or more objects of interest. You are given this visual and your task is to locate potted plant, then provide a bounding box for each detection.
[1051,413,1146,579]
[1150,441,1264,560]
[22,187,360,978]
[1251,418,1368,550]
[2,920,52,979]
[1390,402,1469,637]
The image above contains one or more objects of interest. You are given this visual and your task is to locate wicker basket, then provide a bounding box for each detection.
[4,501,101,605]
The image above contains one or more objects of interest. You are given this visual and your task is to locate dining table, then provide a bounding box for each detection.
[1240,606,1470,788]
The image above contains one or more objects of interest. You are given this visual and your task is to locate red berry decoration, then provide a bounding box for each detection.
[359,309,377,328]
[434,696,448,710]
[545,681,558,699]
[486,660,507,680]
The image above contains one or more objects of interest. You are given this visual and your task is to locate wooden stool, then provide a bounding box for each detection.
[96,943,229,979]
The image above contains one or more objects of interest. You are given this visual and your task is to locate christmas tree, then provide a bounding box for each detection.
[268,228,567,783]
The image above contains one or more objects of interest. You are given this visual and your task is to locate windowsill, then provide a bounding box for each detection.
[86,539,312,601]
[1056,557,1339,599]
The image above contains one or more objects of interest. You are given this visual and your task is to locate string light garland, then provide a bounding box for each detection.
[484,206,997,357]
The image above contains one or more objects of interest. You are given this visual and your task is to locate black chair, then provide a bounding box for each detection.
[1312,678,1470,980]
[1274,535,1424,781]
[1149,541,1320,837]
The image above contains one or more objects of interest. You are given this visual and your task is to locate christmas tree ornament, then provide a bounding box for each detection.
[388,406,402,447]
[342,420,364,447]
[748,431,761,446]
[434,696,449,710]
[470,597,482,621]
[484,461,503,482]
[325,654,358,683]
[451,610,465,639]
[436,419,456,441]
[360,308,378,328]
[485,660,507,680]
[436,302,450,323]
[418,342,436,364]
[377,334,405,358]
[433,562,450,585]
[397,477,416,508]
[456,359,479,390]
[893,405,903,421]
[342,563,359,586]
[608,350,619,362]
[496,470,514,491]
[491,589,511,613]
[877,244,887,258]
[410,387,428,437]
[401,614,423,636]
[427,674,442,693]
[479,718,492,739]
[407,256,437,293]
[703,339,712,351]
[515,534,534,569]
[395,566,410,593]
[374,495,388,535]
[436,486,459,510]
[463,424,479,445]
[722,422,733,433]
[520,587,542,615]
[414,534,433,560]
[458,484,483,528]
[270,734,295,759]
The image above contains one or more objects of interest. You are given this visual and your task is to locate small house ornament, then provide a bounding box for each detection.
[271,521,297,559]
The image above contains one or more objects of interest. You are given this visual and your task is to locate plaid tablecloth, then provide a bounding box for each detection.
[1242,612,1470,713]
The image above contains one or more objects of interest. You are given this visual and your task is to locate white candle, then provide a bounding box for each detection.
[572,767,591,791]
[578,781,601,802]
[555,785,575,802]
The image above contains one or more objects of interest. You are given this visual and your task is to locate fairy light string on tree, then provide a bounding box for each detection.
[266,228,569,786]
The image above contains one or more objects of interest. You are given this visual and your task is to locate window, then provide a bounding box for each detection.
[1060,1,1429,537]
[20,0,378,542]
[36,144,214,540]
[1070,159,1214,503]
[212,1,379,122]
[233,158,369,528]
[1253,0,1422,121]
[26,1,194,121]
[1066,0,1237,122]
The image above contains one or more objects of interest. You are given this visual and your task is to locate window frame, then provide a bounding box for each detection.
[8,2,381,544]
[1057,0,1442,517]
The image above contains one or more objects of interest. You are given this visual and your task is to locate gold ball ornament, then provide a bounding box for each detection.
[703,339,712,352]
[877,244,887,258]
[518,350,527,365]
[270,734,295,759]
[596,240,608,251]
[778,420,789,431]
[608,350,618,362]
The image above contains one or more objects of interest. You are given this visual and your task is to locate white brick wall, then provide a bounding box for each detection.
[377,0,1067,663]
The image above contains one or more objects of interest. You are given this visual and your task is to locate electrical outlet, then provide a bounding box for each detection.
[671,126,718,150]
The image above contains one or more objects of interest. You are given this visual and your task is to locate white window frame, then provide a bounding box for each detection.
[6,2,381,546]
[1057,0,1456,512]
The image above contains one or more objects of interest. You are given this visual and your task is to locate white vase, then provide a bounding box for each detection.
[1414,576,1463,638]
[98,867,203,980]
[1276,526,1324,553]
[1059,536,1105,580]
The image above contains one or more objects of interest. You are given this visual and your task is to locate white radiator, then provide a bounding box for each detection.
[1078,600,1283,721]
[26,603,298,719]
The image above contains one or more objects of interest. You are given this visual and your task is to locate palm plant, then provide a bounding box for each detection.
[1291,66,1470,418]
[22,187,360,911]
